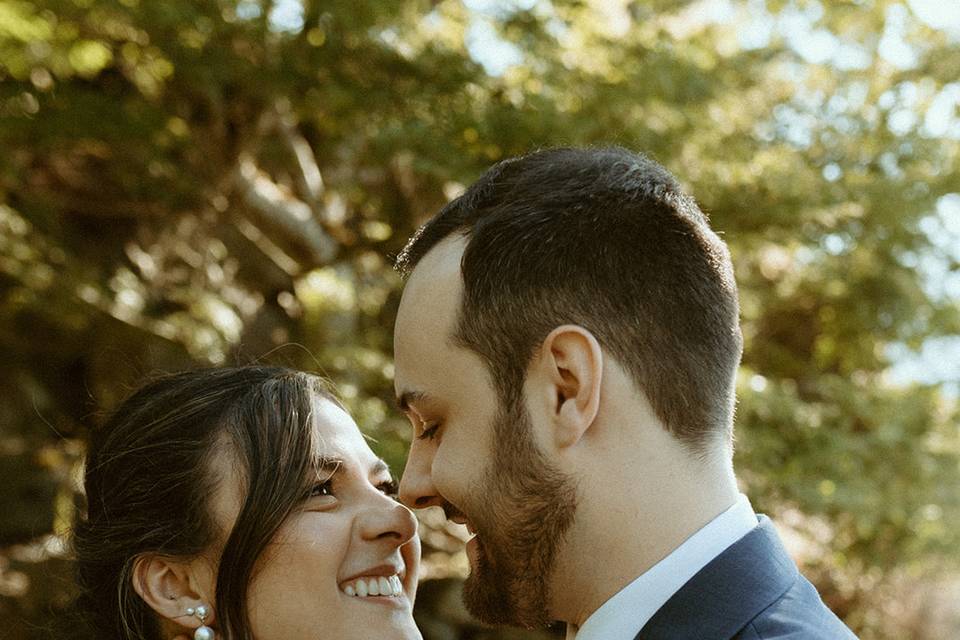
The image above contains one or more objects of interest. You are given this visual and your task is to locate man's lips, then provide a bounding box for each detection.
[443,508,485,571]
[448,513,478,536]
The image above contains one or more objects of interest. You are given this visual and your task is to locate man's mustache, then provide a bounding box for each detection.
[442,502,467,522]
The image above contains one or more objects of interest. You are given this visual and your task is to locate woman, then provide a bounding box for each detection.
[72,366,422,640]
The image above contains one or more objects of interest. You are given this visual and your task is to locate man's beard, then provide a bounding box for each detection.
[459,394,578,628]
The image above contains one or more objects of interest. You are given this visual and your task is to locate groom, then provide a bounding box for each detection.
[392,147,856,639]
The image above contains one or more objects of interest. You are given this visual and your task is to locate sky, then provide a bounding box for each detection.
[461,0,960,75]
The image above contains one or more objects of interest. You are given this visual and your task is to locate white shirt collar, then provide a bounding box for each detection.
[566,493,757,640]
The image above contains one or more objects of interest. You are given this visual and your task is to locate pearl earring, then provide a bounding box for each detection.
[185,605,215,640]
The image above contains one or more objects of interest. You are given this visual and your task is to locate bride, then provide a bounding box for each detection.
[72,366,422,640]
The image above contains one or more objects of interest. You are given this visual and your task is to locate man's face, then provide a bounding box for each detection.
[393,236,577,627]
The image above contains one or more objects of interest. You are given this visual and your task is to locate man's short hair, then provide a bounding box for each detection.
[396,146,743,454]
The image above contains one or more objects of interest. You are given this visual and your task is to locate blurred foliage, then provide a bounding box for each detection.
[1,0,959,638]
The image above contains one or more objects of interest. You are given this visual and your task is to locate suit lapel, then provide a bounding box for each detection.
[634,516,797,640]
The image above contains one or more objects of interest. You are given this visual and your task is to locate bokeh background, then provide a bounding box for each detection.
[1,0,959,638]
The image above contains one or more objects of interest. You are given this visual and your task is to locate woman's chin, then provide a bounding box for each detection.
[337,597,420,639]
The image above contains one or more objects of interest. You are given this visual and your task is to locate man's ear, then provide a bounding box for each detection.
[536,325,603,450]
[131,554,217,632]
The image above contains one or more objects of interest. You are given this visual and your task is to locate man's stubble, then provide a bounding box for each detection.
[459,393,579,629]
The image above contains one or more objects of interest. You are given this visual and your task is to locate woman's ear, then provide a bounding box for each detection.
[538,324,603,450]
[132,554,217,633]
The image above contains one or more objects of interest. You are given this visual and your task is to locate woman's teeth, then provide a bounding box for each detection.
[342,575,404,598]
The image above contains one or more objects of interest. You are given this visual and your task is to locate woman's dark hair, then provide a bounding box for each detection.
[396,146,743,455]
[72,366,336,640]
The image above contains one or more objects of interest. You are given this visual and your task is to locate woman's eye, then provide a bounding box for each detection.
[419,421,441,441]
[307,480,334,499]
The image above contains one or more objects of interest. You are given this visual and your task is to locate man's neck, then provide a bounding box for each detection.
[550,447,740,628]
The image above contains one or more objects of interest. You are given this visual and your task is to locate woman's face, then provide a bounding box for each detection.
[206,397,422,640]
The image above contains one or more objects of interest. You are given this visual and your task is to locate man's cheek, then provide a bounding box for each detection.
[431,454,454,495]
[433,450,470,500]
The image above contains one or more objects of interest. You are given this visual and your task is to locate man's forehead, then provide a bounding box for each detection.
[396,237,466,340]
[402,235,467,302]
[394,235,468,394]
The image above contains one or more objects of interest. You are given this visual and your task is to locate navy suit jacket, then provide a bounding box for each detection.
[634,516,858,639]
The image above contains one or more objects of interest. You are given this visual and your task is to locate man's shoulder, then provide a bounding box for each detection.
[733,572,857,639]
[635,516,858,640]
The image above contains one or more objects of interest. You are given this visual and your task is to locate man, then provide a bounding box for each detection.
[392,147,856,639]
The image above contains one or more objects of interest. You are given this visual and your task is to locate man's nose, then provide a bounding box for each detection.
[399,441,443,509]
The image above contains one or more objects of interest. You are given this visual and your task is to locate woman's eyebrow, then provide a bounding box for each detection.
[313,456,390,477]
[314,456,344,475]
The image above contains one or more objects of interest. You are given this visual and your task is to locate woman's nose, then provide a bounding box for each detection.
[359,497,418,545]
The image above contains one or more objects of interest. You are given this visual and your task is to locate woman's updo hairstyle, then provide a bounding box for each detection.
[72,366,336,640]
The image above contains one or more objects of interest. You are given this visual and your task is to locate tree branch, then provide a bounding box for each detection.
[233,153,338,266]
[275,101,325,208]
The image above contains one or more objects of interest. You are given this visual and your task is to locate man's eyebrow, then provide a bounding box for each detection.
[396,389,428,412]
